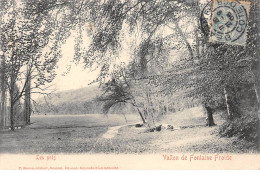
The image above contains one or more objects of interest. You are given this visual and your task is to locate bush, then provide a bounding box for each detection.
[218,109,259,144]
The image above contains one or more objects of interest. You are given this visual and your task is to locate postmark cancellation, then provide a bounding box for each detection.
[209,0,251,45]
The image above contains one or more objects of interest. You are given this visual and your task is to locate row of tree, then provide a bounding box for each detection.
[0,0,259,130]
[0,0,78,130]
[77,0,259,127]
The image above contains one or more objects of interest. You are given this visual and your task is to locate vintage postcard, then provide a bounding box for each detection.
[0,0,259,170]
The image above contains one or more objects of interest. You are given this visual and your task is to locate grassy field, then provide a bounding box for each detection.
[0,108,258,154]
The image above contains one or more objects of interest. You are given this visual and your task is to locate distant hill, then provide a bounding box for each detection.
[35,85,135,115]
[37,85,102,105]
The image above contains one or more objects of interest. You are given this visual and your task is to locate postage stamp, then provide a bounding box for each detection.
[208,0,251,45]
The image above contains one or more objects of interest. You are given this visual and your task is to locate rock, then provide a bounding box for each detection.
[143,125,163,133]
[149,128,155,132]
[135,124,143,128]
[144,128,155,133]
[167,125,174,130]
[155,125,162,131]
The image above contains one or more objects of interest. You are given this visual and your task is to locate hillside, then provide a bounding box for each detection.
[37,85,102,105]
[35,85,135,115]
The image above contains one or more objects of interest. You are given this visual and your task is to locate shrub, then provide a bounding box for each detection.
[218,109,259,144]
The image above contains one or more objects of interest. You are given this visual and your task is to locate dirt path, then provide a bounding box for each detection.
[102,122,142,139]
[88,107,258,153]
[96,120,257,153]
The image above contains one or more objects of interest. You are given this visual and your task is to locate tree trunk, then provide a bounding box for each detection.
[10,101,14,131]
[0,78,6,128]
[137,108,146,124]
[131,100,146,124]
[10,75,15,131]
[24,70,31,125]
[0,57,6,128]
[224,87,233,120]
[164,98,168,115]
[254,84,259,105]
[123,113,128,123]
[146,92,156,127]
[224,87,241,120]
[204,104,215,126]
[175,22,194,59]
[194,3,200,59]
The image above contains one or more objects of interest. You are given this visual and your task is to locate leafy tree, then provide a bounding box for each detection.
[97,65,147,124]
[69,0,259,129]
[159,0,259,125]
[0,0,76,130]
[70,0,200,126]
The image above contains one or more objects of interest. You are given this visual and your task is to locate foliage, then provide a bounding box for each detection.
[1,0,258,131]
[97,77,133,114]
[147,0,260,120]
[72,0,259,126]
[218,109,259,144]
[73,0,194,80]
[0,0,78,129]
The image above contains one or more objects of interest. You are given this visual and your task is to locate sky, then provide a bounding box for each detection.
[31,37,99,100]
[49,23,134,93]
[48,32,99,92]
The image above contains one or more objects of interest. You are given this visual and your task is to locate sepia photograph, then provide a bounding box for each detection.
[0,0,259,170]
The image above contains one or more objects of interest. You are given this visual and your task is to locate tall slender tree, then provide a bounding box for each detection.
[0,0,77,130]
